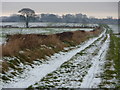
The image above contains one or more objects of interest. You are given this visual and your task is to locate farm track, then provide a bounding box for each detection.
[2,30,108,88]
[30,32,110,88]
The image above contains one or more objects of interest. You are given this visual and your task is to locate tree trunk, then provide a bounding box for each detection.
[26,21,29,28]
[26,15,29,28]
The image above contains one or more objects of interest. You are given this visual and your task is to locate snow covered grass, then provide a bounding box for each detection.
[80,34,110,88]
[1,28,102,87]
[1,24,119,89]
[99,34,120,88]
[1,27,94,36]
[1,22,99,28]
[28,31,108,88]
[1,28,105,88]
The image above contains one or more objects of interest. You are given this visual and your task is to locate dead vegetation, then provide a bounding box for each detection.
[1,27,102,72]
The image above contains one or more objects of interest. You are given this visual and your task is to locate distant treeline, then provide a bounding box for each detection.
[1,13,118,24]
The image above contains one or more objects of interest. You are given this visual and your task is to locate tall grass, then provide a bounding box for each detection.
[2,28,102,72]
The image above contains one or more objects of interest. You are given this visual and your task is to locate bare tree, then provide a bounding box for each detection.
[18,8,36,28]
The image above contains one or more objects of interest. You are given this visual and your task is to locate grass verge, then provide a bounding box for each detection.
[99,34,120,88]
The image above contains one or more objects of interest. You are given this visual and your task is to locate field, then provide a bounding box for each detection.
[1,23,120,89]
[1,22,99,28]
[0,22,97,45]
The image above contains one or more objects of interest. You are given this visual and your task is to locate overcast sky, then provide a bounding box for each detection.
[1,2,118,19]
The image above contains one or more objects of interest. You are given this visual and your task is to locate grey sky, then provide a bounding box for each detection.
[2,2,118,18]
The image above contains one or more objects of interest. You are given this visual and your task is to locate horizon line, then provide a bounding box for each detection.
[0,13,118,19]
